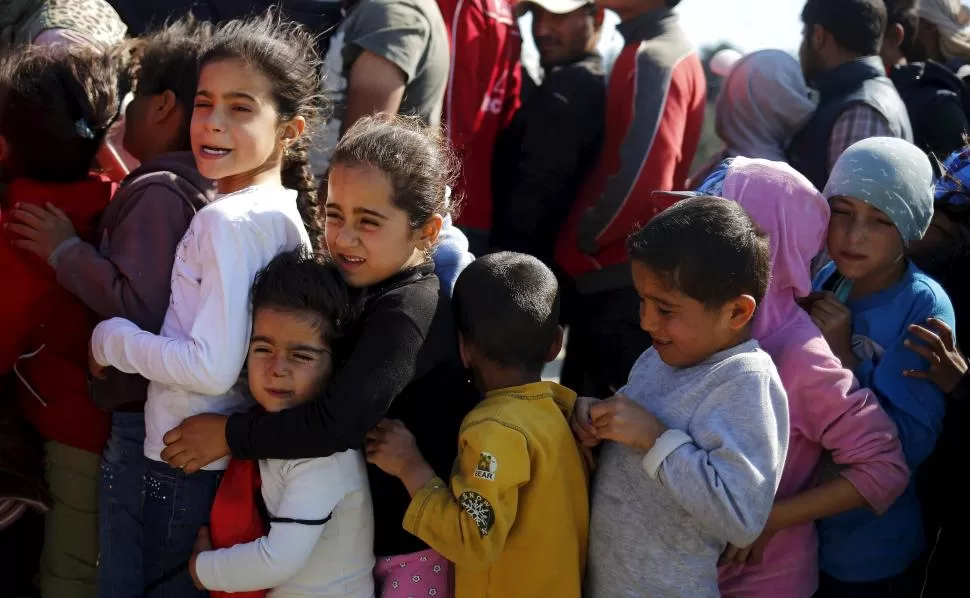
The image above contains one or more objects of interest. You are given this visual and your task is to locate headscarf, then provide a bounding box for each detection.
[714,50,817,162]
[823,137,935,245]
[919,0,970,62]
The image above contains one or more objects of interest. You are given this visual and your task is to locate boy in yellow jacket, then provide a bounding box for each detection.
[366,252,590,597]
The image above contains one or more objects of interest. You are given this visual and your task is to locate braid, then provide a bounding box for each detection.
[283,139,322,253]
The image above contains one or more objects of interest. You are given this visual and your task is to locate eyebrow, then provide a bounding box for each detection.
[250,336,328,354]
[195,90,259,103]
[323,203,389,220]
[645,294,677,309]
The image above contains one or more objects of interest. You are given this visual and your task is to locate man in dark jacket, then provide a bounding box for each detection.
[490,0,606,265]
[788,0,912,190]
[882,0,968,159]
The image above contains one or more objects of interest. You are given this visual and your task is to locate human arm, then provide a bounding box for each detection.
[827,105,894,172]
[904,318,968,397]
[192,459,342,591]
[89,214,259,394]
[340,1,431,133]
[367,418,530,570]
[225,287,436,460]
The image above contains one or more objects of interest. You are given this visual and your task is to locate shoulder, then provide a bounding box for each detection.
[347,0,428,31]
[906,266,955,321]
[460,408,532,453]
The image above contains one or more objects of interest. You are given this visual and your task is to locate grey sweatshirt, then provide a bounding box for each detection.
[52,151,214,410]
[587,340,790,597]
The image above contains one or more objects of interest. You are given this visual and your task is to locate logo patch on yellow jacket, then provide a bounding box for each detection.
[473,452,498,481]
[459,491,495,536]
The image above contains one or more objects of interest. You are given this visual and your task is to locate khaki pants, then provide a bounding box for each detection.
[40,441,100,598]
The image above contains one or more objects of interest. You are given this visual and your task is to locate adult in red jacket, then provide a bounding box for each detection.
[439,0,522,254]
[555,0,706,398]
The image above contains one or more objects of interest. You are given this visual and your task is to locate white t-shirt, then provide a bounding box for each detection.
[195,450,376,597]
[91,185,311,469]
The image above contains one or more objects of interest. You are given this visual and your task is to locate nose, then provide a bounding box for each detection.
[333,224,359,249]
[199,107,226,134]
[268,354,288,378]
[639,303,659,334]
[847,216,869,244]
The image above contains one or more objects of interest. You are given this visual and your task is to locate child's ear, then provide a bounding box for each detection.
[457,331,472,369]
[279,115,306,148]
[417,214,443,251]
[154,90,180,124]
[727,295,758,331]
[546,325,565,363]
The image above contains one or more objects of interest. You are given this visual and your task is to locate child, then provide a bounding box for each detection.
[88,15,318,596]
[0,45,119,598]
[366,251,590,597]
[187,249,375,597]
[9,18,215,596]
[689,159,908,598]
[573,196,790,598]
[160,114,476,597]
[807,136,955,596]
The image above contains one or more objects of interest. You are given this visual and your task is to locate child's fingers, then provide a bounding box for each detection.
[925,318,956,349]
[45,203,71,222]
[12,203,48,222]
[4,222,40,239]
[162,427,183,446]
[902,369,930,380]
[904,338,942,365]
[159,442,185,464]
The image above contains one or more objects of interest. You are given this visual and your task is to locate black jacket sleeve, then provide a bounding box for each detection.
[226,286,437,460]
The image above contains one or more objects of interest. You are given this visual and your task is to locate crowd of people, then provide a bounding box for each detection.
[1,0,970,597]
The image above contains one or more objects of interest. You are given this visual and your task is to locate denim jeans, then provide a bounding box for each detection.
[98,412,148,598]
[142,459,222,597]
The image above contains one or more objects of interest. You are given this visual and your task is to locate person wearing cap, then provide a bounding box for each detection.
[805,137,954,596]
[788,0,912,191]
[882,0,969,160]
[554,0,706,399]
[490,0,606,265]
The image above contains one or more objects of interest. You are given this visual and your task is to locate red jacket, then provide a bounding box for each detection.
[439,0,521,231]
[555,9,706,293]
[0,176,114,454]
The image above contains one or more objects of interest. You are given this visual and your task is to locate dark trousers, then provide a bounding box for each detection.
[815,560,927,598]
[560,284,651,398]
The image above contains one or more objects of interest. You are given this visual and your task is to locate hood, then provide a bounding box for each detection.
[719,158,829,341]
[890,60,965,95]
[122,151,215,212]
[715,50,817,162]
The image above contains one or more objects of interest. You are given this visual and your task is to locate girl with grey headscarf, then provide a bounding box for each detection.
[690,49,817,187]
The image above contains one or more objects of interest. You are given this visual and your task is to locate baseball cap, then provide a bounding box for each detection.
[516,0,591,16]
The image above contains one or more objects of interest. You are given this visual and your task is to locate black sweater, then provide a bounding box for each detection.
[226,263,477,556]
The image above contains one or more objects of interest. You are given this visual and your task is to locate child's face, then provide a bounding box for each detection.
[191,58,303,193]
[247,307,333,412]
[632,261,755,368]
[827,195,905,282]
[324,163,440,288]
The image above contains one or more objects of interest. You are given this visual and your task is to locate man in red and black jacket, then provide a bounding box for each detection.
[439,0,522,255]
[555,0,705,397]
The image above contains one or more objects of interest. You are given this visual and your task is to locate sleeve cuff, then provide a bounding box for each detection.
[193,553,216,590]
[641,429,692,480]
[48,236,81,268]
[402,476,448,535]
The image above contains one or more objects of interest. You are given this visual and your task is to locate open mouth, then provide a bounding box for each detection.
[265,388,292,398]
[199,145,231,158]
[337,254,366,268]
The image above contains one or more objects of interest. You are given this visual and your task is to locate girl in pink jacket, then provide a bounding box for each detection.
[685,158,909,597]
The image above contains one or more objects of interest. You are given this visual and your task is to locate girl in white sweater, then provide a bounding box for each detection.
[89,15,321,596]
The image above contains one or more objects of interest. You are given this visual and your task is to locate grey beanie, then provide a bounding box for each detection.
[823,137,934,245]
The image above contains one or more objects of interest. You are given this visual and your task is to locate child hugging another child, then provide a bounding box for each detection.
[0,45,120,597]
[366,252,591,597]
[88,15,319,596]
[10,18,215,596]
[807,137,955,596]
[161,115,476,597]
[573,197,791,597]
[189,249,375,597]
[689,158,909,598]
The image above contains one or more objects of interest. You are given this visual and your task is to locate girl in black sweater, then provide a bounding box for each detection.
[161,114,476,595]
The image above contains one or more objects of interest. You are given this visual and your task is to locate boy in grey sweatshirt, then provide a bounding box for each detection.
[572,196,790,597]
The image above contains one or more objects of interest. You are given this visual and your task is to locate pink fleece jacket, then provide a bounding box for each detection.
[715,158,909,598]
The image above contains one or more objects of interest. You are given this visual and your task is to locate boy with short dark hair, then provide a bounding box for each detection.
[365,252,590,598]
[9,17,216,596]
[574,196,790,598]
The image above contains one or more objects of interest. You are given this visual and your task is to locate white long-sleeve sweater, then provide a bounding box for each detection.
[91,185,310,469]
[195,451,376,597]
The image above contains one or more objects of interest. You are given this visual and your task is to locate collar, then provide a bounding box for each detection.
[616,8,678,44]
[356,261,436,300]
[812,56,886,100]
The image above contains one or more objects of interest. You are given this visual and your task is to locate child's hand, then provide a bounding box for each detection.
[188,526,212,590]
[6,203,77,262]
[808,292,856,368]
[720,522,779,567]
[88,340,108,380]
[904,318,968,394]
[589,394,667,452]
[570,396,601,448]
[161,414,231,473]
[365,419,422,477]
